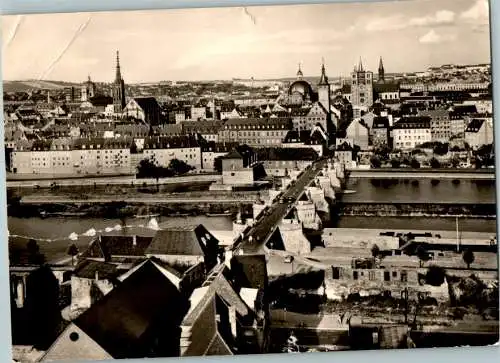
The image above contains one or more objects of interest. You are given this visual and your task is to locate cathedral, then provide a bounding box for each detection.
[112,51,126,113]
[350,58,374,116]
[282,61,331,110]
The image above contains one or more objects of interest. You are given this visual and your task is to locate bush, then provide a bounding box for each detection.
[370,155,382,168]
[390,159,401,168]
[429,157,440,169]
[410,158,420,168]
[426,265,446,286]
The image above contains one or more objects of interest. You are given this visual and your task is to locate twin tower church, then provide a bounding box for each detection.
[82,53,388,121]
[284,57,390,116]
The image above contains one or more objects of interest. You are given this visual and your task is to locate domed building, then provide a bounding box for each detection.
[287,64,315,105]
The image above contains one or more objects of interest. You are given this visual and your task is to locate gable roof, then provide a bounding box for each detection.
[74,259,186,358]
[220,150,243,160]
[145,224,218,256]
[82,235,154,261]
[372,116,390,129]
[41,323,113,362]
[74,260,120,280]
[465,119,485,133]
[203,264,250,318]
[230,254,268,290]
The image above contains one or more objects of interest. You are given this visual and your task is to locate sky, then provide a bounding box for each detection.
[1,0,491,83]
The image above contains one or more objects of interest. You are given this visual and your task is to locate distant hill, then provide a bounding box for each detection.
[2,80,79,93]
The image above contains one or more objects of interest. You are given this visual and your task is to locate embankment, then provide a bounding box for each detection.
[336,202,496,218]
[8,192,259,219]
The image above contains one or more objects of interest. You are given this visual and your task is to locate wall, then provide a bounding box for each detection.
[346,120,369,150]
[222,169,254,185]
[143,147,202,170]
[11,147,132,176]
[325,266,449,302]
[262,160,313,177]
[202,151,227,171]
[181,291,217,356]
[70,276,92,315]
[278,221,311,255]
[322,229,400,250]
[393,128,431,149]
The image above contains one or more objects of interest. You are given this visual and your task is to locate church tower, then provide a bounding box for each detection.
[378,56,385,83]
[350,57,373,117]
[296,63,303,80]
[317,59,330,113]
[113,51,126,113]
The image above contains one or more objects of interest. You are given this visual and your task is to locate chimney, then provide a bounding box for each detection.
[132,235,137,246]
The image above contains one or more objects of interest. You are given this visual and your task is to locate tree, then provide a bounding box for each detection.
[463,249,475,269]
[426,265,446,286]
[450,156,460,168]
[410,158,420,169]
[27,239,45,265]
[390,159,401,168]
[137,157,158,178]
[374,146,391,161]
[371,244,380,258]
[168,158,194,175]
[24,265,62,349]
[370,155,382,168]
[433,142,449,156]
[66,243,79,266]
[416,245,430,268]
[429,157,440,169]
[214,156,223,173]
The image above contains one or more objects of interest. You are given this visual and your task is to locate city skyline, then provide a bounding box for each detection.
[2,0,491,83]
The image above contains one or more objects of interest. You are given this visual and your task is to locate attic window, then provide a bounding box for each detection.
[69,332,79,341]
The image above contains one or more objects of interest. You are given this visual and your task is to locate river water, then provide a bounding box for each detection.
[342,178,496,203]
[8,178,497,263]
[8,215,232,263]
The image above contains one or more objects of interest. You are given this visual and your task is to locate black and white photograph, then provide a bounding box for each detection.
[2,0,498,361]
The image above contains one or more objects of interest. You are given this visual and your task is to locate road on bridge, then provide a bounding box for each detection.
[234,158,329,254]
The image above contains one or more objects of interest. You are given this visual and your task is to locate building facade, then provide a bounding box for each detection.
[392,117,431,149]
[218,118,292,147]
[465,119,494,149]
[350,59,374,116]
[142,136,202,170]
[418,109,451,142]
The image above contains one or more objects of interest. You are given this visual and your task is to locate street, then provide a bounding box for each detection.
[235,158,329,254]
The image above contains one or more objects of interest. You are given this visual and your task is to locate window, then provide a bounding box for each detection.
[392,271,397,278]
[401,271,408,283]
[353,271,358,280]
[384,271,390,281]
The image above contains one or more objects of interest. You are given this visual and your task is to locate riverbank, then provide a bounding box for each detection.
[336,202,496,218]
[8,200,254,219]
[347,168,495,179]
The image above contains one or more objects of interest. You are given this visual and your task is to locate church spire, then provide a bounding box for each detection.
[378,56,385,82]
[115,50,122,82]
[297,62,303,80]
[318,58,329,85]
[358,57,364,72]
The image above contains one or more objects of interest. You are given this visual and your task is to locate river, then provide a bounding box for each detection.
[342,178,496,203]
[9,212,496,263]
[8,215,232,263]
